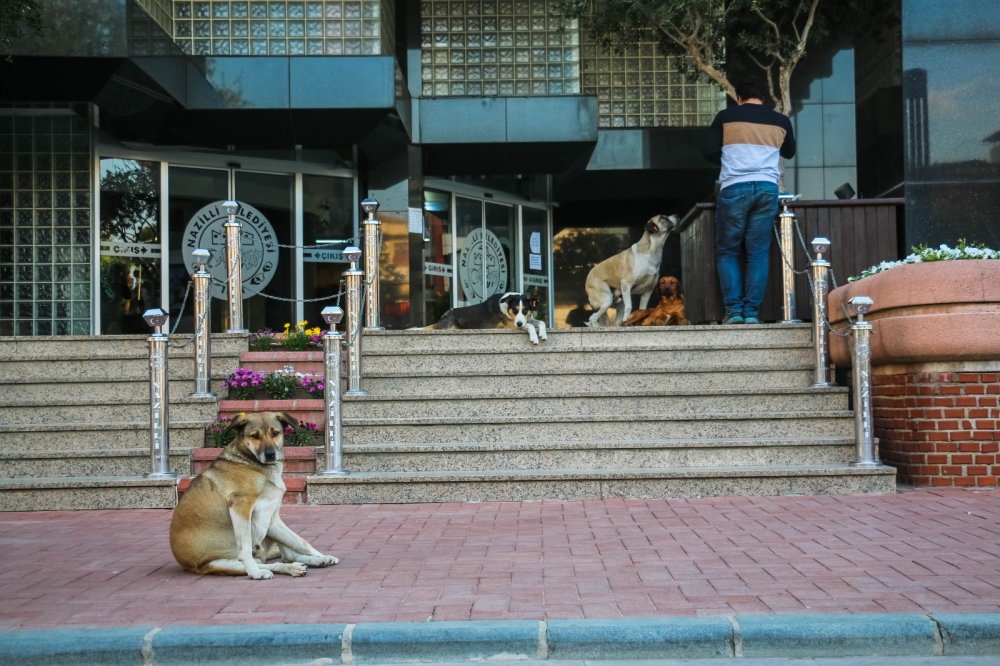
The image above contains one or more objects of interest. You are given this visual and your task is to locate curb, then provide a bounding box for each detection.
[1,613,999,665]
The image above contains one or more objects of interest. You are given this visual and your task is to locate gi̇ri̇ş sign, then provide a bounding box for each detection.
[459,227,508,301]
[183,201,279,300]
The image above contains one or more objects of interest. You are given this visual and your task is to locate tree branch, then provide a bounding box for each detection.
[753,6,785,64]
[745,51,781,107]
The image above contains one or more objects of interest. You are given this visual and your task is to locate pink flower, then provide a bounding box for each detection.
[231,381,237,387]
[240,381,247,387]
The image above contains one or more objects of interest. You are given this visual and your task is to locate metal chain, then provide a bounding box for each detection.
[773,215,854,341]
[166,279,208,350]
[256,289,346,303]
[275,237,356,250]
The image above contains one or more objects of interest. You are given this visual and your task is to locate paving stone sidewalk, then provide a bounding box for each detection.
[2,488,1000,631]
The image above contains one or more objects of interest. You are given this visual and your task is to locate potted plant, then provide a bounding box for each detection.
[829,240,1000,366]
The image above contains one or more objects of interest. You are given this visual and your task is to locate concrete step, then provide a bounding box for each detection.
[336,437,863,472]
[0,333,247,361]
[363,368,817,395]
[364,346,814,377]
[0,379,230,405]
[0,422,209,451]
[0,396,218,426]
[361,324,813,355]
[178,475,308,505]
[0,449,192,478]
[0,358,240,385]
[341,387,848,420]
[343,411,855,445]
[306,464,897,504]
[0,476,177,511]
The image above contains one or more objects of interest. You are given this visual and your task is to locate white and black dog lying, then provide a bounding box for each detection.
[429,292,547,344]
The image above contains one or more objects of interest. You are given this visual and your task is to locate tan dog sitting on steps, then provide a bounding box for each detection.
[169,411,338,579]
[585,214,679,327]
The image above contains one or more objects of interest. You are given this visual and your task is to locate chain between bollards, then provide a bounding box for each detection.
[343,246,367,396]
[362,198,383,331]
[849,296,879,467]
[777,193,802,323]
[142,309,177,479]
[316,306,349,477]
[222,200,246,334]
[809,238,836,387]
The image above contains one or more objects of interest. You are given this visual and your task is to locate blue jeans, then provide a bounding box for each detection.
[715,181,779,318]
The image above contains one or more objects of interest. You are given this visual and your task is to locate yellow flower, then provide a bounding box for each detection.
[298,320,308,327]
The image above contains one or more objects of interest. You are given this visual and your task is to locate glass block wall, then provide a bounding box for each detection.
[580,39,727,128]
[0,107,94,336]
[419,0,581,96]
[417,1,725,127]
[171,1,396,56]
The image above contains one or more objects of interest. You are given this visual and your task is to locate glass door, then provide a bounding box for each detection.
[233,171,293,333]
[167,166,228,334]
[98,158,162,334]
[521,207,550,324]
[455,195,483,307]
[484,201,515,299]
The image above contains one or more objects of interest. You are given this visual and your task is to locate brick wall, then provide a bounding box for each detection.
[873,370,1000,487]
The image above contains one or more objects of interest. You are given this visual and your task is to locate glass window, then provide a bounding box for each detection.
[99,158,161,334]
[454,195,483,307]
[552,226,630,328]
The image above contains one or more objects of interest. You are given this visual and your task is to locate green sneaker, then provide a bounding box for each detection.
[743,316,760,324]
[722,312,744,325]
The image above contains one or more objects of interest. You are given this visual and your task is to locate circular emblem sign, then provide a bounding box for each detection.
[459,228,508,301]
[183,201,279,300]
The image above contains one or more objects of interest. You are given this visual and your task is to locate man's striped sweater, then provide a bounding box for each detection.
[702,103,796,191]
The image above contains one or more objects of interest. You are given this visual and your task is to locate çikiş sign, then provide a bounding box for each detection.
[183,201,279,300]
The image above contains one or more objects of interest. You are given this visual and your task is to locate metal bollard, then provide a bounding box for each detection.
[343,246,368,396]
[190,249,215,398]
[362,198,383,331]
[809,238,835,387]
[777,193,802,323]
[222,200,247,334]
[316,306,349,476]
[848,296,879,467]
[143,309,177,478]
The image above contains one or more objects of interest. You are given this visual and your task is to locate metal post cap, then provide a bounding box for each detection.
[192,248,211,270]
[321,306,344,326]
[361,198,379,215]
[811,237,831,255]
[142,308,169,329]
[848,296,874,315]
[222,200,239,216]
[343,246,362,263]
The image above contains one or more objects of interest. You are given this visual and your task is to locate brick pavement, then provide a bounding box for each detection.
[2,488,1000,630]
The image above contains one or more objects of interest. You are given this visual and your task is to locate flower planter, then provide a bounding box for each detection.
[193,446,320,476]
[226,387,321,401]
[827,259,1000,488]
[828,260,1000,367]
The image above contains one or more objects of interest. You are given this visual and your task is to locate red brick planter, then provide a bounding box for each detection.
[218,399,324,425]
[181,446,318,504]
[829,261,1000,487]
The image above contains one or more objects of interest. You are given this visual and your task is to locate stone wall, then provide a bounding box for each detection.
[873,364,1000,487]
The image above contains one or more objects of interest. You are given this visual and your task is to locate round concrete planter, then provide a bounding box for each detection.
[828,260,1000,367]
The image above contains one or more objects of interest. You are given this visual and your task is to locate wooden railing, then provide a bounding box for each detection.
[678,199,905,324]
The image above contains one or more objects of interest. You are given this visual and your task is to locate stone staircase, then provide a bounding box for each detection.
[0,334,244,511]
[308,325,896,503]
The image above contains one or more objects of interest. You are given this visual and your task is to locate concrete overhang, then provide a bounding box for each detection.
[415,96,598,175]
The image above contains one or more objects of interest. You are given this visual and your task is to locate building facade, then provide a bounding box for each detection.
[2,0,997,337]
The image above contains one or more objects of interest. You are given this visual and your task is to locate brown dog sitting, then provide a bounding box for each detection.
[169,411,338,579]
[622,276,689,326]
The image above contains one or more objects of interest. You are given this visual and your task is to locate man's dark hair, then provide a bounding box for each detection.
[735,77,769,103]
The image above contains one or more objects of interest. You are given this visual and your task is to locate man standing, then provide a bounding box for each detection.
[702,77,796,324]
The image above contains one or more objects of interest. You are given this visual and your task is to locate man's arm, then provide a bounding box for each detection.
[779,116,796,160]
[702,114,724,165]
